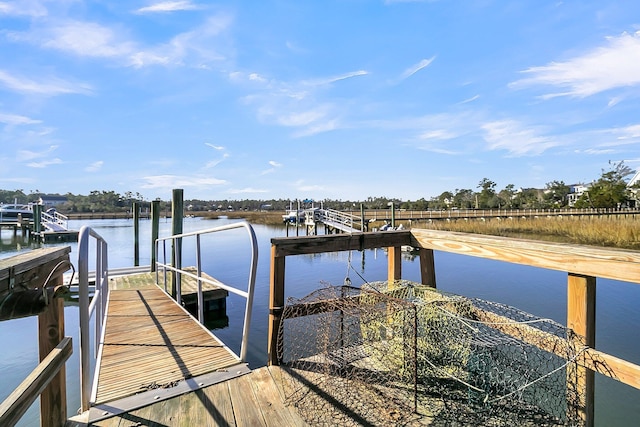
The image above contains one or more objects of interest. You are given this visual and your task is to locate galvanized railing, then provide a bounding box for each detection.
[155,221,258,362]
[77,226,109,412]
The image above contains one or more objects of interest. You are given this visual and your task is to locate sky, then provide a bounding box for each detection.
[1,0,640,202]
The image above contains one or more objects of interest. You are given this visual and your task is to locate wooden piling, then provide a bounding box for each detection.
[150,200,160,272]
[133,202,140,267]
[171,189,184,299]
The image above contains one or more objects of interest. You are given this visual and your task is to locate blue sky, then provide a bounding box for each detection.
[1,0,640,202]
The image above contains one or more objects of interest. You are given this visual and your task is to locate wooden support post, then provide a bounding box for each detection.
[388,246,402,288]
[150,200,160,272]
[133,201,140,267]
[38,275,66,427]
[419,248,436,288]
[567,273,596,427]
[171,189,184,299]
[268,245,285,366]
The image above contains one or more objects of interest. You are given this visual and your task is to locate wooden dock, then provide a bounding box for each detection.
[66,272,307,426]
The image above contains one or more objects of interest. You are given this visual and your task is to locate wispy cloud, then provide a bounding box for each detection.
[141,174,226,189]
[85,161,104,172]
[135,1,203,14]
[261,160,282,175]
[399,57,436,80]
[27,158,63,168]
[205,153,230,168]
[0,70,92,96]
[303,70,369,86]
[17,145,58,161]
[205,143,225,150]
[0,112,41,125]
[459,94,480,104]
[510,31,640,98]
[227,187,269,194]
[7,14,232,69]
[481,120,561,156]
[0,0,47,17]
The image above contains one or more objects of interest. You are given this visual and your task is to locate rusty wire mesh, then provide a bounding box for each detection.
[277,281,584,426]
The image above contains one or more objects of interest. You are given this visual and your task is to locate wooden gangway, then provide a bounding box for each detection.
[66,272,307,426]
[81,274,247,422]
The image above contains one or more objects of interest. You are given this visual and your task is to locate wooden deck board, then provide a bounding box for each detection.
[93,276,240,406]
[82,367,308,427]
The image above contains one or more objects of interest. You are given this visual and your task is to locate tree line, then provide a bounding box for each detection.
[1,162,638,213]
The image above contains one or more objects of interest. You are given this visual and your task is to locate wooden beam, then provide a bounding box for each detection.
[410,229,640,284]
[39,286,67,427]
[567,274,596,427]
[0,247,71,297]
[271,230,412,257]
[419,248,436,288]
[0,337,72,427]
[268,245,286,366]
[387,245,402,286]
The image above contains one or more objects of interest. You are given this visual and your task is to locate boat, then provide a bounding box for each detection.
[0,204,34,222]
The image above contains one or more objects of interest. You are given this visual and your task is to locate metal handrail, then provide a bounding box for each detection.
[155,221,258,363]
[77,226,109,412]
[41,210,69,231]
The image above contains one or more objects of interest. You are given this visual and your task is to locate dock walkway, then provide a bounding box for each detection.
[68,272,306,426]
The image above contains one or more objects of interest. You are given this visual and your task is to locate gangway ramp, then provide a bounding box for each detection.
[314,208,363,233]
[88,274,249,422]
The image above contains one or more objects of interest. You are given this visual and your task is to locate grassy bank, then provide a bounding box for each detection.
[411,215,640,250]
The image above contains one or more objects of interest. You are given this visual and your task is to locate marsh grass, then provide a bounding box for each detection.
[412,215,640,250]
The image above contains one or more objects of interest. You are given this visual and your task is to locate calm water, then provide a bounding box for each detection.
[1,217,639,426]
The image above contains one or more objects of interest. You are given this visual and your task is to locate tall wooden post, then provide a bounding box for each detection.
[567,273,596,427]
[171,189,184,299]
[419,248,436,288]
[150,200,160,272]
[133,202,140,267]
[388,246,402,288]
[38,275,66,427]
[33,204,42,238]
[268,245,285,366]
[360,203,366,232]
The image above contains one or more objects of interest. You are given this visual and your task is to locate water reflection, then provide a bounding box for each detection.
[0,218,639,425]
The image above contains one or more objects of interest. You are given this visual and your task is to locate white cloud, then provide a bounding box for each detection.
[303,70,369,86]
[0,0,47,17]
[135,1,203,14]
[7,20,135,59]
[0,112,41,125]
[511,31,640,98]
[481,120,561,156]
[85,161,104,172]
[227,187,269,194]
[205,153,230,168]
[268,160,282,167]
[27,158,63,168]
[17,145,58,161]
[141,174,227,189]
[399,57,436,80]
[0,70,92,95]
[205,143,224,150]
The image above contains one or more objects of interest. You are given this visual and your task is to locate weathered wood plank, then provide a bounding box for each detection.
[0,337,72,427]
[410,228,640,284]
[0,247,71,296]
[271,231,412,257]
[227,373,266,426]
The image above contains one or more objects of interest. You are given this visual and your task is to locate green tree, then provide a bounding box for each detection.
[477,178,498,208]
[577,161,635,208]
[544,180,570,208]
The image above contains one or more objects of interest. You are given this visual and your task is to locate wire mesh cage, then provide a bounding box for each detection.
[277,281,584,426]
